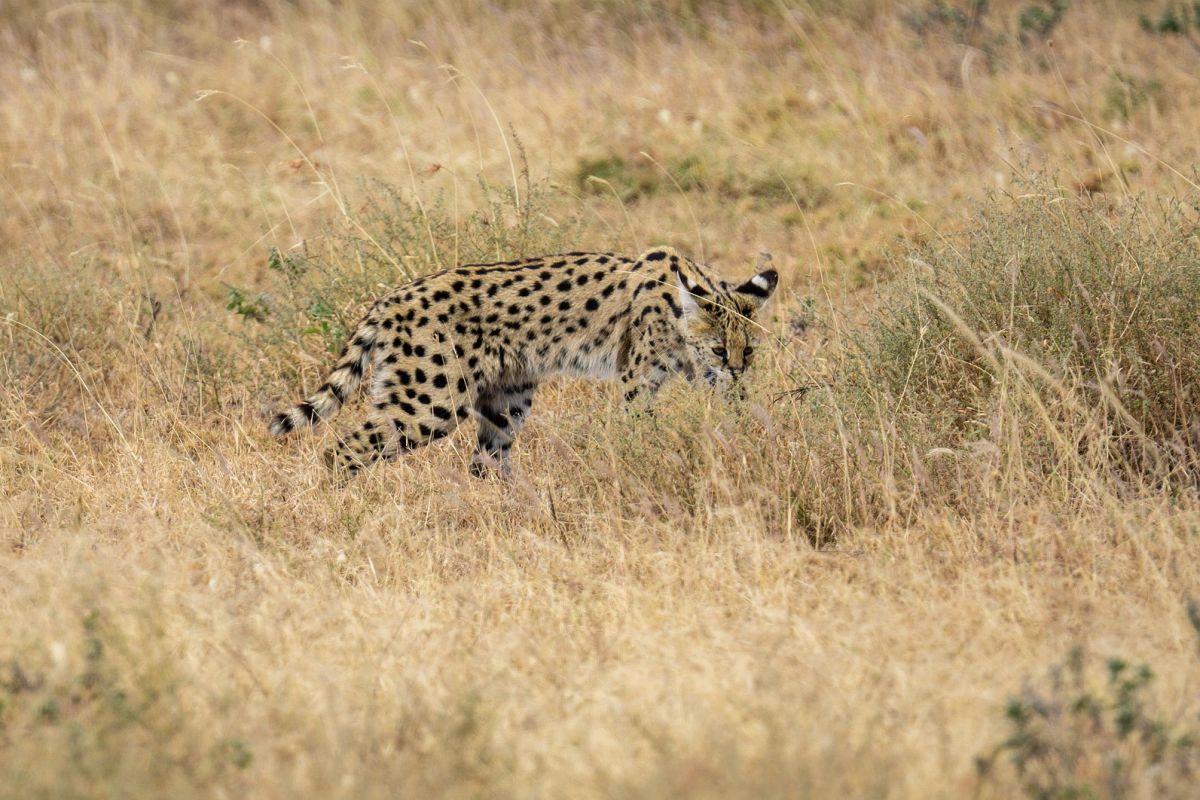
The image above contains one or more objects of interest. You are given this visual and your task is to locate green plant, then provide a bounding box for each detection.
[1103,70,1164,121]
[900,0,1009,70]
[225,285,270,323]
[1018,0,1068,43]
[902,0,989,41]
[1139,3,1200,35]
[0,607,252,796]
[976,612,1200,799]
[575,154,666,202]
[575,151,825,206]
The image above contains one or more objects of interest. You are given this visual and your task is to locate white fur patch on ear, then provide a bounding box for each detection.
[676,271,707,318]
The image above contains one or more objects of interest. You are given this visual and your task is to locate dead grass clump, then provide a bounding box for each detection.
[0,261,150,450]
[844,180,1200,490]
[227,162,580,392]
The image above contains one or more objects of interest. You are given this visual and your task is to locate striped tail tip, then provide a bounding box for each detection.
[268,411,295,437]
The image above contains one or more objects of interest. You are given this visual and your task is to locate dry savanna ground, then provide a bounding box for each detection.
[3,1,1200,797]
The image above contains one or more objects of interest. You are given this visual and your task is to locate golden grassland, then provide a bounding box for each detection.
[2,1,1199,796]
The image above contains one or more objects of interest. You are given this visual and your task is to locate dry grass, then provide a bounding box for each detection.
[2,1,1200,797]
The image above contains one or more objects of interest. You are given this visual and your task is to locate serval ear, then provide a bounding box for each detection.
[675,269,713,319]
[733,255,779,310]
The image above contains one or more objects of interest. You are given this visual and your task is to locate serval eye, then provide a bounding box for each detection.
[712,346,727,359]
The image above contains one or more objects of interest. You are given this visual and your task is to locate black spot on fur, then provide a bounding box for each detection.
[664,291,683,318]
[481,407,509,428]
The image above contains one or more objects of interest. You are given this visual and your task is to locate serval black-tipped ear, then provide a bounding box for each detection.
[733,262,778,309]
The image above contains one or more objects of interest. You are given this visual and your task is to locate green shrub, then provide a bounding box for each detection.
[976,607,1200,799]
[1139,3,1200,35]
[1103,70,1164,122]
[902,0,989,41]
[900,0,1068,70]
[574,154,672,202]
[574,151,825,206]
[0,607,251,797]
[1018,0,1069,43]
